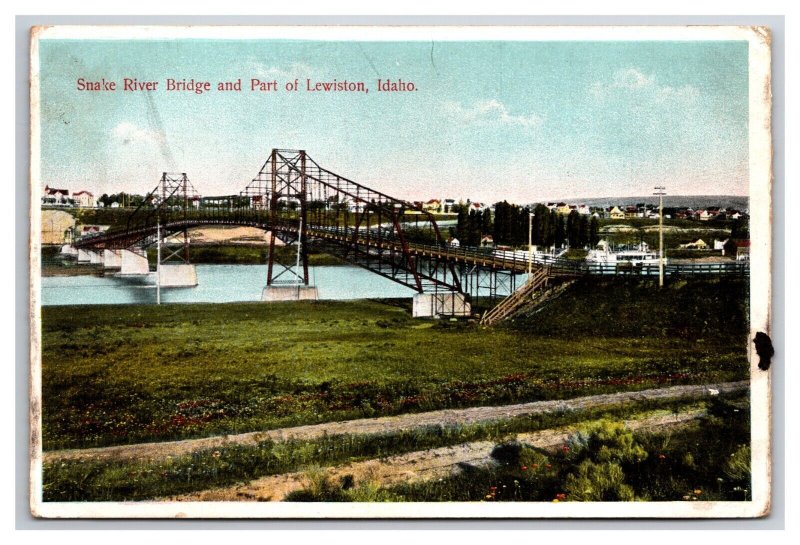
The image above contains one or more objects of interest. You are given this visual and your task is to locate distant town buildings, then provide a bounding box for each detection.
[41,186,95,208]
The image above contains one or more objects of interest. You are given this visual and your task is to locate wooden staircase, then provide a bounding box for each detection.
[480,266,552,326]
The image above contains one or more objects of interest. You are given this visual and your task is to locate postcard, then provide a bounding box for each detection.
[29,25,772,518]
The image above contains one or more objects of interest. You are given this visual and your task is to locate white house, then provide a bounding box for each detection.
[73,190,95,208]
[42,185,71,207]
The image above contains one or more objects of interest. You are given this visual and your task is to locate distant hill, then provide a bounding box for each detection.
[530,195,749,212]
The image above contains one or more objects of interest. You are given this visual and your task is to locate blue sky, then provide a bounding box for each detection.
[38,39,749,203]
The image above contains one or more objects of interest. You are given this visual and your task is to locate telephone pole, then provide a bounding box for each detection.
[653,186,666,287]
[528,211,534,275]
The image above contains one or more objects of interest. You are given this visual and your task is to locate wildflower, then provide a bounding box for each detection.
[212,450,221,459]
[520,466,528,471]
[658,454,666,460]
[489,486,497,491]
[555,493,567,501]
[682,495,691,500]
[694,489,702,495]
[546,464,552,469]
[561,445,570,453]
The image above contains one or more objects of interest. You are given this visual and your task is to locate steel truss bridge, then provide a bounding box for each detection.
[74,149,748,302]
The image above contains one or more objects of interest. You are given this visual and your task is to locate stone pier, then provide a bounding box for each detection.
[158,264,198,287]
[77,249,92,263]
[60,245,78,257]
[103,249,122,269]
[412,292,471,318]
[119,249,150,276]
[261,285,319,301]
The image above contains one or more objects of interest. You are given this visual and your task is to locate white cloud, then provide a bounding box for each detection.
[442,99,542,129]
[590,68,699,104]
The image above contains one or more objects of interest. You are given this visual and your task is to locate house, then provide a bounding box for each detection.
[609,206,625,220]
[624,206,638,219]
[699,209,719,221]
[423,199,442,212]
[72,190,95,208]
[577,204,591,215]
[556,203,571,215]
[723,239,750,261]
[348,200,366,213]
[448,237,460,248]
[42,185,72,207]
[546,202,558,211]
[480,235,495,248]
[79,224,110,236]
[679,238,709,250]
[443,198,457,213]
[470,202,486,213]
[714,238,729,251]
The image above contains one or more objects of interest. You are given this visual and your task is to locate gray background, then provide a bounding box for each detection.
[16,14,786,530]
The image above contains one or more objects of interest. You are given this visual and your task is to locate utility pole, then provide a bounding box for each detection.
[653,186,666,287]
[528,211,534,275]
[156,220,161,305]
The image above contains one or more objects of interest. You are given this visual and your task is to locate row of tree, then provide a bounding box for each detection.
[453,201,600,250]
[97,192,147,208]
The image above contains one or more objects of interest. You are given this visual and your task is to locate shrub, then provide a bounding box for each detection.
[564,460,636,502]
[724,444,750,482]
[569,420,648,465]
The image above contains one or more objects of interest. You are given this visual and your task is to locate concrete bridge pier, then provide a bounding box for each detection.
[60,244,78,257]
[262,285,319,301]
[76,249,92,263]
[412,292,471,318]
[118,249,150,276]
[158,264,198,287]
[102,249,122,269]
[88,250,103,265]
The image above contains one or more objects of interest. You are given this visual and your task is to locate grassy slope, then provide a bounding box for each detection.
[41,277,749,450]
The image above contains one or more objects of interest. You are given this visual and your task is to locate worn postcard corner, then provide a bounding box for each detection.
[29,24,772,520]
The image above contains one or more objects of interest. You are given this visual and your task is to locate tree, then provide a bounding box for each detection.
[481,208,492,236]
[554,212,566,248]
[731,218,749,239]
[589,216,600,247]
[533,204,550,247]
[578,215,590,248]
[566,210,581,248]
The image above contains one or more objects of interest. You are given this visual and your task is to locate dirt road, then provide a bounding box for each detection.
[43,381,747,465]
[173,410,704,502]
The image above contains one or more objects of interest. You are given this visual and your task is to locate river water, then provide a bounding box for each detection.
[41,264,434,306]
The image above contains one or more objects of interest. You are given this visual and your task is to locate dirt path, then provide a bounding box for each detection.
[172,410,703,502]
[43,381,747,465]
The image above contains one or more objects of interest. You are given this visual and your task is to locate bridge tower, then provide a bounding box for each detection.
[152,172,198,287]
[260,149,318,300]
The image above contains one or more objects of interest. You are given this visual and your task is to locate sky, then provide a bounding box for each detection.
[37,38,750,204]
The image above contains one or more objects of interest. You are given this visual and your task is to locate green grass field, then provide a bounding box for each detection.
[40,277,749,451]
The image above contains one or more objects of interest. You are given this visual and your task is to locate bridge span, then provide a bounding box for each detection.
[69,149,747,317]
